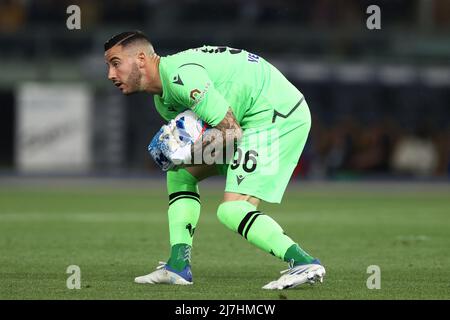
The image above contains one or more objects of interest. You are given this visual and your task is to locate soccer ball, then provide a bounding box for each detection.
[172,110,208,146]
[148,110,208,171]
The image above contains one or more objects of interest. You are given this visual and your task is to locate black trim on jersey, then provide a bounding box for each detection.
[178,63,206,69]
[272,97,304,123]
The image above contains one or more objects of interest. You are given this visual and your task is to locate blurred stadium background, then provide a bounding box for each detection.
[1,0,450,300]
[0,0,449,179]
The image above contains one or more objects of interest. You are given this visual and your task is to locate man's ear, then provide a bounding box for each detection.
[137,52,146,68]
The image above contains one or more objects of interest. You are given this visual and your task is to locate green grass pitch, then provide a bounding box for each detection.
[0,181,449,300]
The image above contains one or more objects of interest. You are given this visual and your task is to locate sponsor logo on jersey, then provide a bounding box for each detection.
[236,174,246,185]
[189,82,210,106]
[172,74,184,85]
[189,89,201,100]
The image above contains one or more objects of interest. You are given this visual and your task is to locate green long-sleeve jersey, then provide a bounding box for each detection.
[154,45,303,129]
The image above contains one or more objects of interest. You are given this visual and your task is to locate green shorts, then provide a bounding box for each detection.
[217,97,311,203]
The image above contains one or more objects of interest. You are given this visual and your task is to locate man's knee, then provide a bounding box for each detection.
[223,192,260,207]
[216,200,258,232]
[185,164,221,182]
[167,168,199,195]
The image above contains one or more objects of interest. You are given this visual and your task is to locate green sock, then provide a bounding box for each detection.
[217,201,315,264]
[168,197,200,246]
[283,244,315,265]
[167,243,191,271]
[166,195,200,271]
[166,169,200,271]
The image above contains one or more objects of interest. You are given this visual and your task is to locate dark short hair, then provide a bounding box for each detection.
[104,30,151,51]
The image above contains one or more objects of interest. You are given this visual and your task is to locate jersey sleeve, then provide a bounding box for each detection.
[167,64,229,127]
[154,96,178,122]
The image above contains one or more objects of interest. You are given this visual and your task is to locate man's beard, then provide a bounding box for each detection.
[125,62,142,95]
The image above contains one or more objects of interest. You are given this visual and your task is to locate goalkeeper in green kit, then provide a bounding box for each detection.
[104,30,325,289]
